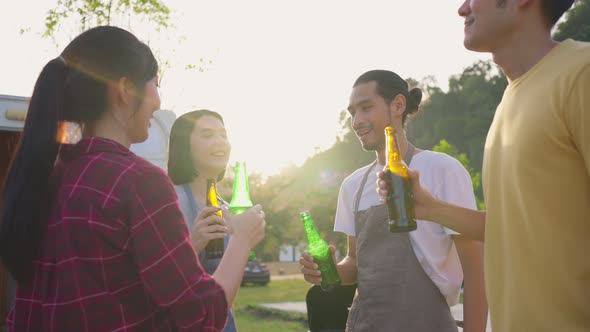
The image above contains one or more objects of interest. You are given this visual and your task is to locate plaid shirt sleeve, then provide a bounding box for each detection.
[127,166,228,331]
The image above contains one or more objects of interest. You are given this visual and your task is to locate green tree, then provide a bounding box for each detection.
[554,0,590,41]
[44,0,170,37]
[217,165,299,261]
[39,0,213,99]
[250,170,301,261]
[410,60,507,200]
[433,139,484,209]
[248,112,374,258]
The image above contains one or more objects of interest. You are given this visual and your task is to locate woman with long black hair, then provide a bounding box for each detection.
[0,26,265,331]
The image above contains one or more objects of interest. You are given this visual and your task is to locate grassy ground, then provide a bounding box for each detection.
[263,262,302,276]
[231,266,465,332]
[234,278,310,332]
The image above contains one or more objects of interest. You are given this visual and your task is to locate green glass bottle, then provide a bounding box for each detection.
[300,211,341,292]
[229,161,256,261]
[205,179,225,259]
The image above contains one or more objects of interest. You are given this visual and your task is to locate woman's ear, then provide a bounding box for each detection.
[111,77,136,108]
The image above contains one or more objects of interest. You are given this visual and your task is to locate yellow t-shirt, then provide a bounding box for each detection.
[483,39,590,331]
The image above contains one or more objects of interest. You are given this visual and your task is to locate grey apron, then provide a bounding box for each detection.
[346,146,458,332]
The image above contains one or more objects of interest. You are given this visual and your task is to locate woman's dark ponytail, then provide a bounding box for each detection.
[1,26,158,282]
[0,58,67,282]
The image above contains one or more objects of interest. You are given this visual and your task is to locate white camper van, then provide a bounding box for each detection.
[0,94,175,326]
[0,94,27,164]
[0,92,176,171]
[129,109,176,171]
[0,94,27,131]
[0,94,27,189]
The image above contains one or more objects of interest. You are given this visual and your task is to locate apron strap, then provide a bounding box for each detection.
[354,161,378,213]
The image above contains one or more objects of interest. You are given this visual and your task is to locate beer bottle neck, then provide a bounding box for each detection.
[301,212,330,258]
[300,213,322,243]
[206,179,223,217]
[230,162,253,208]
[385,127,408,177]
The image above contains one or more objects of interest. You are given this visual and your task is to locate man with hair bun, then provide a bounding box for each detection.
[300,70,488,332]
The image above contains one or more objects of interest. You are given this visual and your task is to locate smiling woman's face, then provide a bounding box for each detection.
[190,115,231,177]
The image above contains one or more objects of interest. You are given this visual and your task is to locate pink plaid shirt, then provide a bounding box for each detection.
[6,137,228,331]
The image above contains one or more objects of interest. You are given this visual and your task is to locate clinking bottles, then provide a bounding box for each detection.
[229,161,256,261]
[384,126,417,232]
[205,179,225,259]
[300,211,341,291]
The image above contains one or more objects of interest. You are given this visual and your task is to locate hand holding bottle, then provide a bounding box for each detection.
[299,211,341,291]
[377,168,439,221]
[224,204,266,249]
[300,245,337,286]
[229,161,257,260]
[205,179,225,259]
[189,206,228,253]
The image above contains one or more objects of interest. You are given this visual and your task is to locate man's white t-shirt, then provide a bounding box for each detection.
[334,150,476,306]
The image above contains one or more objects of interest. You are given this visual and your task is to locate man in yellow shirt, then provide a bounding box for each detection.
[377,0,589,331]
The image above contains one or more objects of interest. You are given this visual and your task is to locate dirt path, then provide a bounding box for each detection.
[271,274,305,281]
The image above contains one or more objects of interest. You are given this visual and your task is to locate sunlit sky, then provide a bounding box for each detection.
[1,0,491,176]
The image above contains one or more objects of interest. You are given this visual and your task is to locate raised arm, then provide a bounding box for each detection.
[128,169,228,331]
[300,235,358,286]
[376,169,486,241]
[212,205,266,308]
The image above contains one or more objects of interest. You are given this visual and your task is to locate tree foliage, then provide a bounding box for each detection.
[44,0,170,37]
[554,0,590,41]
[410,60,507,200]
[433,139,484,209]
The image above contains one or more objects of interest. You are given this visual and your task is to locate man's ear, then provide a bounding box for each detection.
[389,94,407,117]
